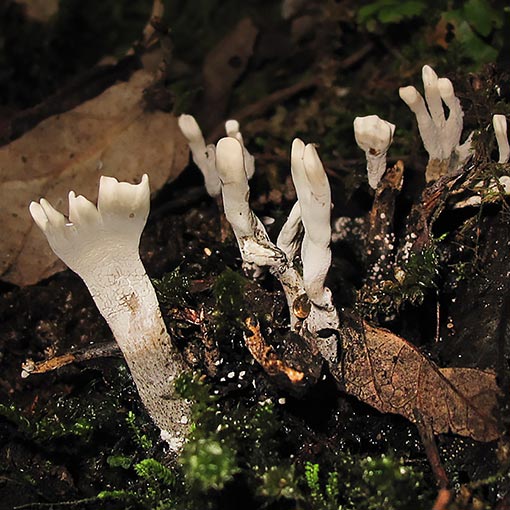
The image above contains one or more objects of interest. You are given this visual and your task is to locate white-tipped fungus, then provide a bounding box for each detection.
[216,137,285,275]
[178,113,255,197]
[493,114,510,164]
[353,115,396,189]
[29,175,191,451]
[178,114,221,196]
[399,65,470,181]
[215,134,339,360]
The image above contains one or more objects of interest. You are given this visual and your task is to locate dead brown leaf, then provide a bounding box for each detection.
[335,319,501,442]
[200,17,258,133]
[0,70,189,286]
[14,0,59,22]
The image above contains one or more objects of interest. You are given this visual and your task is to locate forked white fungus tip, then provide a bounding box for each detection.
[438,78,455,99]
[178,114,204,143]
[422,64,438,86]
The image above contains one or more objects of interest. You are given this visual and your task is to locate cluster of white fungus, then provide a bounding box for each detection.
[399,65,473,182]
[354,65,477,189]
[27,64,509,451]
[179,114,339,361]
[178,114,254,197]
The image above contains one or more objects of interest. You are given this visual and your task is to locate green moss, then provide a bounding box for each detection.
[153,267,192,309]
[303,454,433,510]
[0,402,93,444]
[126,410,154,451]
[212,268,248,318]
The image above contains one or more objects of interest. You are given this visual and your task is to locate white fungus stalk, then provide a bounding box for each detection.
[178,114,221,196]
[493,114,510,164]
[399,65,471,182]
[178,113,255,197]
[353,115,395,189]
[216,137,287,279]
[29,175,190,451]
[289,140,339,360]
[216,136,339,361]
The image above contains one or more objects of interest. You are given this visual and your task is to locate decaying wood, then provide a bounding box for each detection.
[244,316,322,391]
[399,170,463,256]
[365,160,404,282]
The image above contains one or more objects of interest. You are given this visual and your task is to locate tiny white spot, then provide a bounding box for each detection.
[227,371,235,379]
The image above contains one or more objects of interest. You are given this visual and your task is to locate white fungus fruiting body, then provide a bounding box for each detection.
[29,175,190,451]
[399,65,470,181]
[178,114,221,196]
[178,113,255,197]
[216,137,286,277]
[215,135,339,360]
[353,115,395,189]
[493,114,510,164]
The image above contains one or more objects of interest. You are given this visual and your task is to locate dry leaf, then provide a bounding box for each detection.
[14,0,59,22]
[0,70,189,286]
[200,17,258,132]
[335,320,501,442]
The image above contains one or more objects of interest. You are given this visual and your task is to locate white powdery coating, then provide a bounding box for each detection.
[291,139,332,306]
[29,175,190,451]
[276,201,302,261]
[353,115,395,189]
[399,65,464,165]
[216,135,338,357]
[216,136,304,326]
[290,139,339,358]
[493,114,510,164]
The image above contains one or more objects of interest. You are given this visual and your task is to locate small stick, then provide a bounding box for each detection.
[432,489,452,510]
[207,42,374,142]
[21,341,121,378]
[413,408,449,489]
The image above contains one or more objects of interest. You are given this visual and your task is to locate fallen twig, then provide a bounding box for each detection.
[413,408,450,491]
[21,341,121,378]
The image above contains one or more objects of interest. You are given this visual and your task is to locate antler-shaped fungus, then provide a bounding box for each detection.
[178,114,254,197]
[214,136,339,362]
[399,65,472,182]
[29,175,190,451]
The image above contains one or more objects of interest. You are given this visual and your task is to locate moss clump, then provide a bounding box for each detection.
[304,454,433,510]
[153,266,192,309]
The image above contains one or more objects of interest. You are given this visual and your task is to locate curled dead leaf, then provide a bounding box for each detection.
[0,70,189,286]
[334,319,501,442]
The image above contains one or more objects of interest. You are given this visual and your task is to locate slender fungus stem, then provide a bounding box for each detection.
[29,175,190,451]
